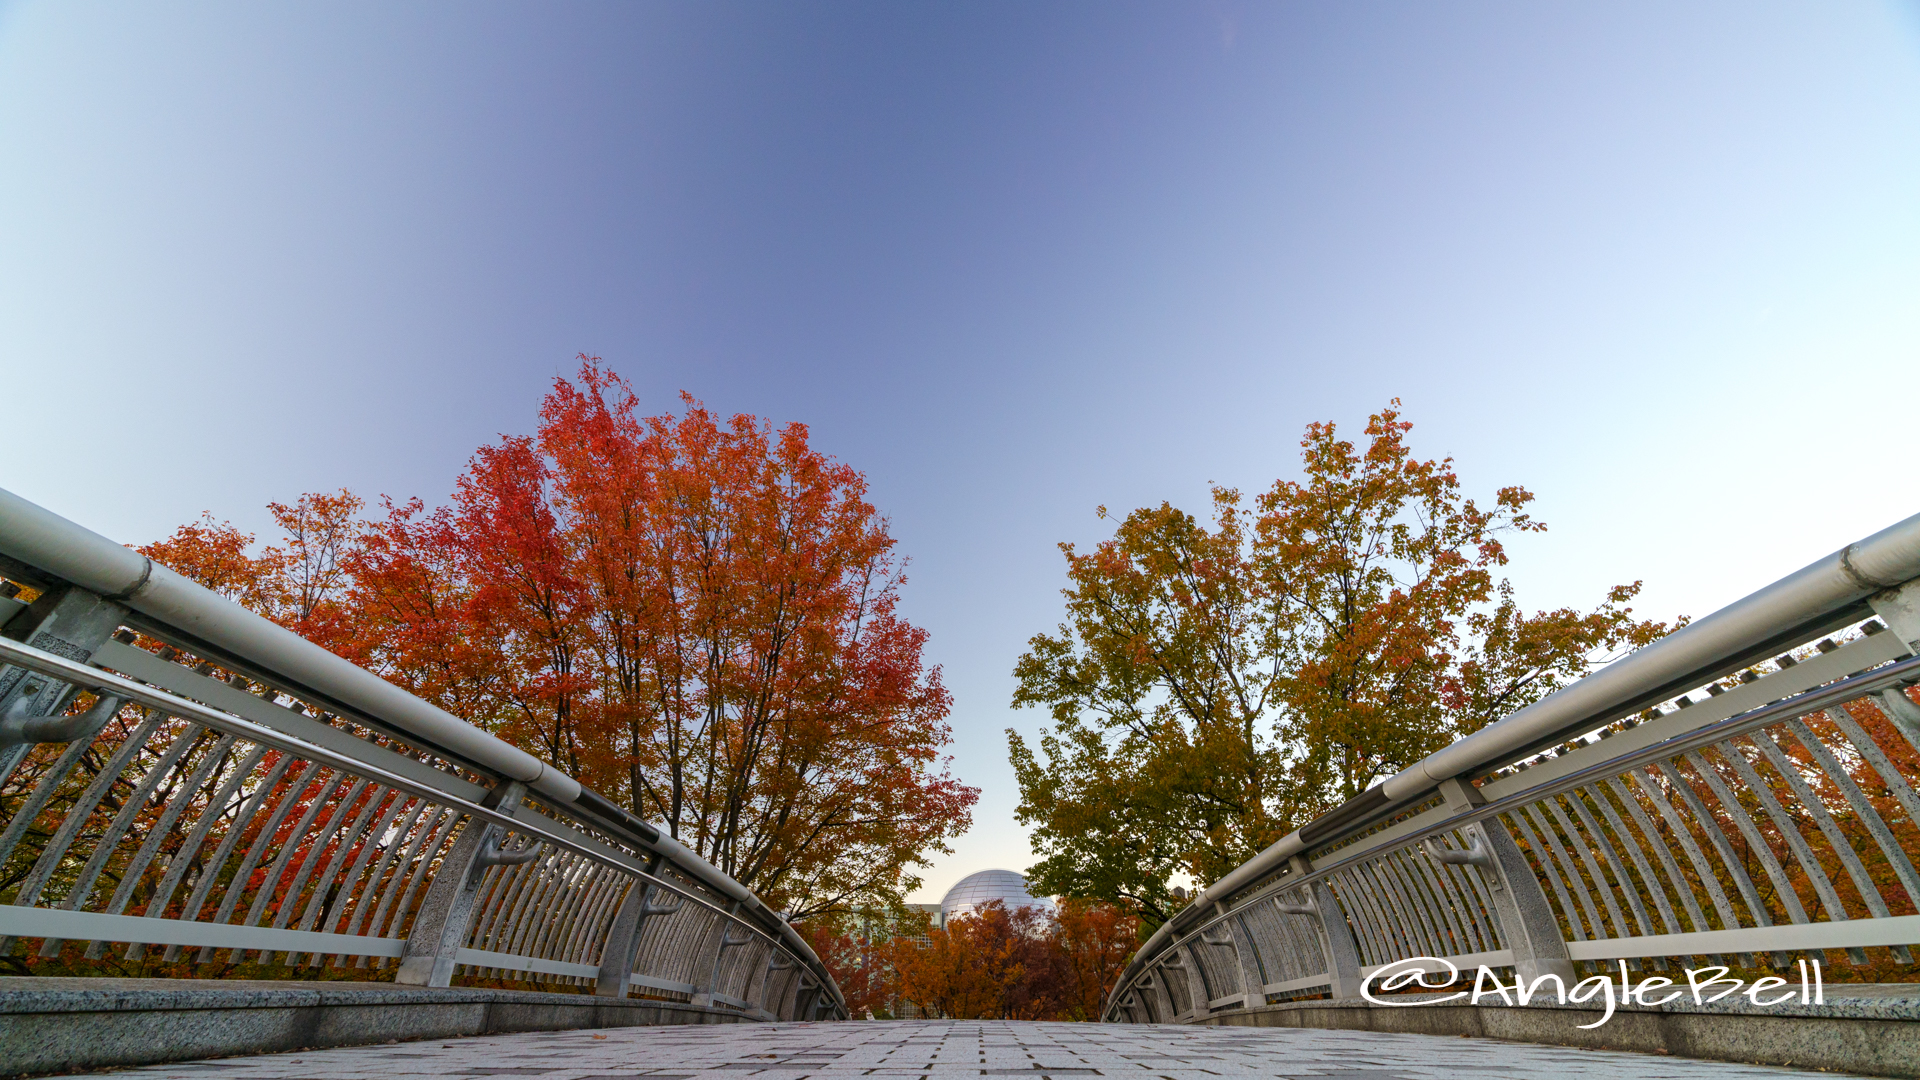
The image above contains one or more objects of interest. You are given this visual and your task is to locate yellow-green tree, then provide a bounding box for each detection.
[1008,401,1675,926]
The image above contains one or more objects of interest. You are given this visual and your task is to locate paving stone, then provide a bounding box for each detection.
[60,1020,1880,1080]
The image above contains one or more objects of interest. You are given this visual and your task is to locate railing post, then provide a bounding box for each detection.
[1199,903,1253,1011]
[1142,968,1176,1021]
[0,586,127,782]
[1175,944,1209,1019]
[1872,579,1920,657]
[691,902,752,1008]
[395,780,527,987]
[1275,875,1363,1000]
[758,952,796,1019]
[1433,776,1575,985]
[790,974,819,1022]
[594,856,681,998]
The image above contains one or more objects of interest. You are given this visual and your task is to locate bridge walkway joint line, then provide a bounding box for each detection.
[57,1019,1875,1080]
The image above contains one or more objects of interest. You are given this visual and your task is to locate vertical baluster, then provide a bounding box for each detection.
[1709,740,1864,963]
[1328,864,1390,957]
[229,769,346,962]
[41,722,208,956]
[364,806,461,965]
[1514,804,1597,942]
[161,749,287,961]
[0,730,112,880]
[1784,715,1920,924]
[89,731,237,958]
[1326,870,1389,966]
[1565,786,1664,953]
[1541,794,1636,940]
[1751,728,1907,961]
[7,709,167,921]
[1377,850,1448,957]
[198,760,325,962]
[264,778,371,954]
[1604,775,1710,939]
[290,784,393,964]
[313,790,411,964]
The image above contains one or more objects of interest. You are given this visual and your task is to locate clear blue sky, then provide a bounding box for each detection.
[4,1,1918,901]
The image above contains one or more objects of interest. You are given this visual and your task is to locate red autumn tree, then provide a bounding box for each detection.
[495,362,975,917]
[145,358,975,920]
[793,913,896,1019]
[335,496,527,746]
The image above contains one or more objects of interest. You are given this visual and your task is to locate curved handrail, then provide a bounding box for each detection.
[0,486,844,1019]
[0,635,778,949]
[1106,510,1920,1021]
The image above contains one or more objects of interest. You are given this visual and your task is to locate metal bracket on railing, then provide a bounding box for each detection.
[1274,892,1318,917]
[690,918,759,1009]
[475,830,541,867]
[595,875,688,1000]
[0,690,123,752]
[1421,830,1494,870]
[1875,687,1920,743]
[757,947,799,1016]
[641,884,685,917]
[1198,926,1235,946]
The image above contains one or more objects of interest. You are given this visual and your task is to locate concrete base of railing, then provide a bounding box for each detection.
[1193,984,1920,1078]
[0,978,759,1076]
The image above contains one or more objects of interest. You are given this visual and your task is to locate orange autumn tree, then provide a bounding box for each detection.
[1010,401,1678,925]
[514,362,976,915]
[137,513,280,606]
[144,359,974,920]
[883,903,1042,1020]
[139,491,364,636]
[869,898,1139,1020]
[1049,897,1140,1020]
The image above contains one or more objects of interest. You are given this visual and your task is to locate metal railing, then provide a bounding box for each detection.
[1105,512,1920,1023]
[0,488,846,1021]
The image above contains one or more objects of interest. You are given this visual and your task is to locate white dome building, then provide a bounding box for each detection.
[938,869,1051,928]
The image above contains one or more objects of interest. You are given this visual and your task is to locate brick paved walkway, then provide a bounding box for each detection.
[77,1019,1870,1080]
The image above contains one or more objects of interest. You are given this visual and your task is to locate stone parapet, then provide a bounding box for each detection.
[0,978,756,1076]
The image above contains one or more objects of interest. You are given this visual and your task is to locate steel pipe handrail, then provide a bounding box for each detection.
[0,488,771,924]
[0,634,773,950]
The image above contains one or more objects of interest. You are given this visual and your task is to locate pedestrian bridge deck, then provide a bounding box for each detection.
[44,1017,1883,1080]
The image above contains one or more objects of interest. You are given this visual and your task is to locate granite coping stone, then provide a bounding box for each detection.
[0,977,763,1075]
[0,977,722,1015]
